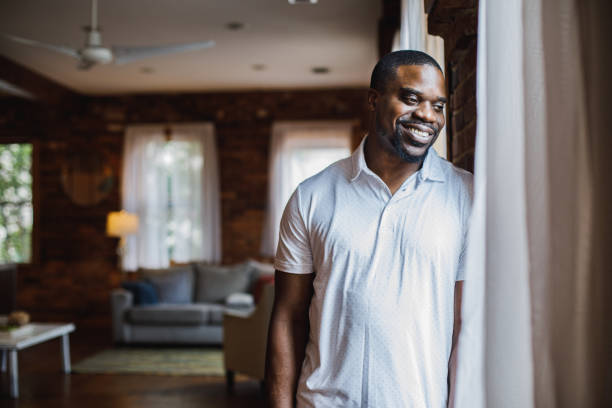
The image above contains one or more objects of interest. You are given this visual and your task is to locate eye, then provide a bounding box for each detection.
[404,95,419,105]
[434,104,445,112]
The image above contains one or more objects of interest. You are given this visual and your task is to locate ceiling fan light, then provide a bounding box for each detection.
[81,46,113,64]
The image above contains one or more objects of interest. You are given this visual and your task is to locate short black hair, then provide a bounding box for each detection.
[370,50,443,93]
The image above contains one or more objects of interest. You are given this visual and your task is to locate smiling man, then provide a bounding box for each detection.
[265,50,473,408]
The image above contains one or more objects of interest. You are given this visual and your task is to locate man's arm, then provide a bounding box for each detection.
[265,270,314,408]
[447,281,464,408]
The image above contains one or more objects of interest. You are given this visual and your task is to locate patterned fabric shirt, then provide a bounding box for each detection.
[274,136,473,408]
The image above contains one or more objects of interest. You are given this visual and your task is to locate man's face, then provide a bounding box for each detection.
[370,64,447,163]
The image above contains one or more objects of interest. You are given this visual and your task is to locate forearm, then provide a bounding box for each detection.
[265,315,309,408]
[447,338,459,408]
[447,281,463,408]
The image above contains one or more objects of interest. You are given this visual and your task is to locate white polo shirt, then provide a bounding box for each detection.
[274,136,473,408]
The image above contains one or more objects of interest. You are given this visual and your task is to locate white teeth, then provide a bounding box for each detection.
[408,126,430,138]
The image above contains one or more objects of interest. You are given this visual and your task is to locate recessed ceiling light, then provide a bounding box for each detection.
[252,64,266,71]
[140,67,155,74]
[226,22,245,31]
[311,66,330,74]
[289,0,318,4]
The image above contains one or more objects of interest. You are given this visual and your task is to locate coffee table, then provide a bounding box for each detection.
[0,323,75,398]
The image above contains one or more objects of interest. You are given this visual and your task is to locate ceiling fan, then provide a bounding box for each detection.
[1,0,215,70]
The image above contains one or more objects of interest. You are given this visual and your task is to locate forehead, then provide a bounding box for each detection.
[392,64,446,97]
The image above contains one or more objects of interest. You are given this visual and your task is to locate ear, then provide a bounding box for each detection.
[367,89,379,112]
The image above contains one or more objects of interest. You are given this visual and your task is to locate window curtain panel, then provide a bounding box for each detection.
[393,0,447,159]
[455,0,610,407]
[260,121,353,257]
[122,123,221,270]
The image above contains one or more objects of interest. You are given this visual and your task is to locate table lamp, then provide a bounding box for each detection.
[106,210,139,271]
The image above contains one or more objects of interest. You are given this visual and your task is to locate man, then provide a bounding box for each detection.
[265,50,473,408]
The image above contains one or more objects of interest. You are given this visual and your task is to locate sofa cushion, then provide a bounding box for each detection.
[193,262,255,303]
[121,281,159,305]
[205,304,226,325]
[142,266,194,304]
[127,304,217,325]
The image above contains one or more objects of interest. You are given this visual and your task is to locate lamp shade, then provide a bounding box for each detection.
[106,211,139,237]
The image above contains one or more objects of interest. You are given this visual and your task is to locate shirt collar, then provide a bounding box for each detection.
[350,136,369,182]
[419,145,446,182]
[350,135,446,183]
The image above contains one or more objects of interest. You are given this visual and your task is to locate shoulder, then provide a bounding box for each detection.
[437,157,474,198]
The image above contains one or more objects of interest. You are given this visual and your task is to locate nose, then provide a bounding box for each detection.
[413,101,436,123]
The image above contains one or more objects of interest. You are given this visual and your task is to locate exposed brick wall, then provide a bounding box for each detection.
[1,0,479,328]
[0,89,369,327]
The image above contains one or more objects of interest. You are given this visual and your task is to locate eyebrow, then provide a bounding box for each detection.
[400,87,447,104]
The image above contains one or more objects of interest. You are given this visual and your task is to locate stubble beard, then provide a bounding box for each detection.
[376,119,437,164]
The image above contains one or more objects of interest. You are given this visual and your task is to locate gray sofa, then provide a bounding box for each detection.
[110,260,273,345]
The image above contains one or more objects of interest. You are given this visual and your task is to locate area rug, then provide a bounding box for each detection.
[73,347,225,376]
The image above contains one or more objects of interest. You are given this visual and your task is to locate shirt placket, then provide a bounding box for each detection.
[361,190,397,406]
[362,175,420,406]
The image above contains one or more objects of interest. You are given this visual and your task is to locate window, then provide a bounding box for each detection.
[0,143,33,264]
[121,124,221,270]
[261,121,353,256]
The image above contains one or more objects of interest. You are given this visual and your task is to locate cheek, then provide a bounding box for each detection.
[437,113,445,129]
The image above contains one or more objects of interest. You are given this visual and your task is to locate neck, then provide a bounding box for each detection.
[363,134,424,195]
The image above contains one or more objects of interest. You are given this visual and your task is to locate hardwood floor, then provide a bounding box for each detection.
[0,328,266,407]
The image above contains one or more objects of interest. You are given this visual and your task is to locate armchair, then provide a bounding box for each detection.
[223,283,274,391]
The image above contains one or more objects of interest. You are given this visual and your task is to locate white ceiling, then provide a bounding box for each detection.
[0,0,380,95]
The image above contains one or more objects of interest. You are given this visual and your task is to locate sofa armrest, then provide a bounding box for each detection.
[110,288,133,343]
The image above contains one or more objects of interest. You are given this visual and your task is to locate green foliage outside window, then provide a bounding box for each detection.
[0,144,33,263]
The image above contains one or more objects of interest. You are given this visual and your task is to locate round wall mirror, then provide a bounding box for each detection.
[60,149,114,206]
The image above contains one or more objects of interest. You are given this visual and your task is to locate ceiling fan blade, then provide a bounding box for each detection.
[112,40,215,65]
[1,33,80,59]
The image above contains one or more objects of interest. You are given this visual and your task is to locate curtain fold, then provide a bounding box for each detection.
[456,0,602,406]
[122,123,220,270]
[454,1,535,406]
[531,0,592,405]
[260,121,352,257]
[122,126,168,270]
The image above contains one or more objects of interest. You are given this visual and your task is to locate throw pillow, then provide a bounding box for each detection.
[121,281,159,306]
[225,293,255,309]
[142,266,194,304]
[193,262,255,303]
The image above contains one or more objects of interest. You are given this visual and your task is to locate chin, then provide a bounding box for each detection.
[393,136,431,163]
[399,147,429,163]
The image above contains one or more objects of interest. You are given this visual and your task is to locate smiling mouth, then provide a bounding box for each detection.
[400,124,434,145]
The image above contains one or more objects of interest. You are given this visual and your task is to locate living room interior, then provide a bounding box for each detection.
[6,0,609,406]
[0,0,482,405]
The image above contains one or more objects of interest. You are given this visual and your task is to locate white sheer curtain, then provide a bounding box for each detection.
[456,0,603,407]
[122,123,221,270]
[260,121,353,257]
[393,0,447,159]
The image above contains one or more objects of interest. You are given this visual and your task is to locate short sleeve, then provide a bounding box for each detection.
[274,187,314,274]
